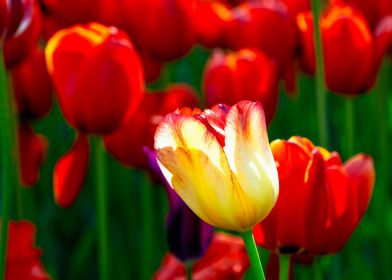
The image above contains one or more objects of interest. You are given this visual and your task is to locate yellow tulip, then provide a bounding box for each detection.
[154,100,279,232]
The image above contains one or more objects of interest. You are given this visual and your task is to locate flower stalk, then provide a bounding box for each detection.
[241,230,265,280]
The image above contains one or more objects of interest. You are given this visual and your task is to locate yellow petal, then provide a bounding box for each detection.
[223,101,279,230]
[154,113,242,230]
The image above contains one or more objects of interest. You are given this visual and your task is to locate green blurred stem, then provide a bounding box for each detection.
[311,0,329,148]
[186,261,193,280]
[345,99,355,157]
[279,255,290,280]
[140,173,154,279]
[0,54,17,279]
[93,138,110,280]
[241,230,265,280]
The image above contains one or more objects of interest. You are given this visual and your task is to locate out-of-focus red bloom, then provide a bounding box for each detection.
[191,1,232,48]
[3,0,42,68]
[0,0,9,38]
[297,3,392,95]
[203,48,278,124]
[6,220,51,280]
[53,134,89,208]
[104,84,199,169]
[226,1,297,71]
[333,0,392,30]
[99,0,196,62]
[282,0,310,18]
[153,233,249,280]
[18,123,47,187]
[253,136,375,256]
[11,48,52,120]
[45,22,144,134]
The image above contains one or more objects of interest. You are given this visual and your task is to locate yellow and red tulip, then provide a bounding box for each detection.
[154,100,279,232]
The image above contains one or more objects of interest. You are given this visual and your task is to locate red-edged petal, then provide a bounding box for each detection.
[18,123,48,187]
[53,133,90,208]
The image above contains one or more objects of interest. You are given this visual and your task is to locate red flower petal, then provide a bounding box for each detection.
[53,133,90,208]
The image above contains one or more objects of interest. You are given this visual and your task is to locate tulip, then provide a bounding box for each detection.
[333,0,392,30]
[98,0,196,62]
[104,84,199,169]
[297,3,391,95]
[11,48,52,120]
[45,22,144,135]
[2,0,42,69]
[153,233,250,280]
[191,1,232,48]
[226,1,297,72]
[18,123,47,187]
[5,220,51,280]
[155,100,279,232]
[253,136,374,256]
[203,48,279,124]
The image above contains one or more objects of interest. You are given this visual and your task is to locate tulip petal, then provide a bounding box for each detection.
[345,154,375,224]
[155,113,241,230]
[53,133,89,208]
[223,101,279,229]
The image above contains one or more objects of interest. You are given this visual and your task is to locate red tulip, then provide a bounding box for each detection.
[45,22,144,134]
[253,136,375,256]
[226,1,297,71]
[333,0,392,30]
[53,134,89,208]
[18,123,47,187]
[6,220,51,280]
[11,48,52,120]
[203,48,279,124]
[297,3,391,95]
[2,0,42,69]
[99,0,196,62]
[191,1,232,48]
[153,233,249,280]
[104,84,199,169]
[282,0,310,18]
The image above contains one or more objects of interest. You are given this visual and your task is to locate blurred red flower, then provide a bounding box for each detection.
[5,220,51,280]
[253,136,374,256]
[226,1,297,72]
[11,48,52,120]
[104,84,199,169]
[332,0,392,30]
[297,3,392,95]
[45,22,144,134]
[153,233,249,280]
[2,0,42,68]
[203,48,279,124]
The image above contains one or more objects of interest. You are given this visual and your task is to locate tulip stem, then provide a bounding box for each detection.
[140,173,154,279]
[241,230,265,280]
[311,0,329,149]
[0,53,18,279]
[93,137,110,280]
[279,255,290,280]
[345,99,355,157]
[185,261,193,280]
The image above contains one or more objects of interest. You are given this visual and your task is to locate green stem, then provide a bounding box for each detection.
[93,137,109,280]
[311,0,329,148]
[279,255,290,280]
[140,173,154,279]
[241,230,265,280]
[186,261,193,280]
[345,99,355,158]
[0,52,17,279]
